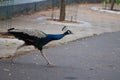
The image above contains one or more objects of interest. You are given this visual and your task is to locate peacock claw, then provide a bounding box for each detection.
[10,57,15,64]
[47,63,56,67]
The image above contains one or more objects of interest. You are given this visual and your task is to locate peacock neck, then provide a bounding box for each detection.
[36,33,66,48]
[47,33,65,41]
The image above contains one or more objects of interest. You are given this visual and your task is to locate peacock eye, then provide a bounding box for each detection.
[68,31,70,33]
[68,31,71,34]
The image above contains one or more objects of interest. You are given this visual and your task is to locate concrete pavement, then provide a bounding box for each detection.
[0,31,120,80]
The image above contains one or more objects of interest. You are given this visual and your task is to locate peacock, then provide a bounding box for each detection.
[7,26,73,65]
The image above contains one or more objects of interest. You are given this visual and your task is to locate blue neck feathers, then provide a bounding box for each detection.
[45,32,69,43]
[47,33,65,41]
[36,31,71,49]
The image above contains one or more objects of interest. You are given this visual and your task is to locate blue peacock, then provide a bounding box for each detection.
[8,26,73,65]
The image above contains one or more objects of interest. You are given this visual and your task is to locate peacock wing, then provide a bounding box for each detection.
[10,28,47,38]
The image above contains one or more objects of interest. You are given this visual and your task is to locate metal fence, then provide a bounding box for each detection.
[0,0,103,20]
[0,0,14,31]
[0,0,14,20]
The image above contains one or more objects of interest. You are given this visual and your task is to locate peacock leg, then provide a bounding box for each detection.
[16,43,26,50]
[40,50,53,66]
[11,43,26,64]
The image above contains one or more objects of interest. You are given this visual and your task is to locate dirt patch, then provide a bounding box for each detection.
[46,18,81,24]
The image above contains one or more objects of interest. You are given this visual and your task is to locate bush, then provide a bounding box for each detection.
[116,0,120,5]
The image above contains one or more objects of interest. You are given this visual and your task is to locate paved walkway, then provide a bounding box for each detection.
[0,4,120,59]
[0,31,120,80]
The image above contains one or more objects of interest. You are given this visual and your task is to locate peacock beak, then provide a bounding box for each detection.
[71,32,74,34]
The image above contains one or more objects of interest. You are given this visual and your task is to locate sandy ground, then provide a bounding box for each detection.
[0,3,120,59]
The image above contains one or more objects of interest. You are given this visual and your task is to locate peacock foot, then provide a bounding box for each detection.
[47,63,56,67]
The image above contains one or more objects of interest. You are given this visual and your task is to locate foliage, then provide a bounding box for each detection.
[103,0,109,4]
[103,0,120,5]
[116,0,120,5]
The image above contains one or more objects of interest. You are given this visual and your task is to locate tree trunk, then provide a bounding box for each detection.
[110,0,116,10]
[59,0,66,21]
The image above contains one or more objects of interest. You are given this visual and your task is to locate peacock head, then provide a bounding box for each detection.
[64,30,73,35]
[62,26,73,35]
